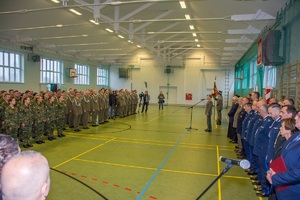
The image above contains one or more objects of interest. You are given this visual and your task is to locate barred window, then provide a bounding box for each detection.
[40,58,63,84]
[263,66,277,88]
[74,64,89,85]
[0,51,24,83]
[97,67,108,86]
[249,60,257,89]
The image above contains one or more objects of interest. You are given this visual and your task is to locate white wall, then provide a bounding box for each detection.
[108,50,235,105]
[0,43,235,105]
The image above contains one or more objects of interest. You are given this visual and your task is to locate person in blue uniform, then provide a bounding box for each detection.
[253,104,274,197]
[266,103,282,165]
[241,102,254,162]
[267,118,300,200]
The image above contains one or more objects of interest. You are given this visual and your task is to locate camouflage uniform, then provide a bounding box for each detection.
[19,104,33,147]
[33,101,46,143]
[46,101,57,139]
[0,101,9,134]
[4,106,19,138]
[56,100,66,137]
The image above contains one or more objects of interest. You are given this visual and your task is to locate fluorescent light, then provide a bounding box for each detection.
[179,1,186,9]
[195,39,198,42]
[137,45,141,48]
[185,14,190,20]
[105,28,113,33]
[192,33,197,37]
[69,9,82,15]
[189,25,194,30]
[118,35,124,39]
[56,24,63,27]
[89,20,99,25]
[197,44,201,47]
[127,40,133,43]
[51,0,60,3]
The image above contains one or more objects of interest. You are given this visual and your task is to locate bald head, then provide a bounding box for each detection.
[1,151,50,200]
[0,134,20,175]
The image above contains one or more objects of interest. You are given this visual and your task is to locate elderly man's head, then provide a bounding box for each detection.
[1,151,50,200]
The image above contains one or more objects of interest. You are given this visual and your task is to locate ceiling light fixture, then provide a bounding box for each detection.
[195,39,198,42]
[51,0,60,3]
[189,25,194,30]
[69,9,82,16]
[185,14,191,20]
[56,24,63,28]
[137,45,141,48]
[197,44,201,47]
[118,35,124,39]
[192,33,197,37]
[179,1,187,9]
[89,20,99,25]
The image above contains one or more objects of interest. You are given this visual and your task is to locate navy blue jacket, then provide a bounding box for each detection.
[253,115,273,157]
[245,111,259,142]
[266,118,281,164]
[249,115,263,147]
[242,110,254,139]
[228,103,239,123]
[236,108,247,134]
[272,132,300,200]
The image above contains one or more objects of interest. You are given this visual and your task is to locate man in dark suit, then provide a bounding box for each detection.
[205,94,213,132]
[227,96,239,139]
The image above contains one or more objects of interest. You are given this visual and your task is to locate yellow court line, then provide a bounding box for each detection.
[52,138,115,169]
[67,133,235,150]
[64,135,236,154]
[216,146,222,200]
[143,113,168,124]
[67,130,235,148]
[74,158,249,180]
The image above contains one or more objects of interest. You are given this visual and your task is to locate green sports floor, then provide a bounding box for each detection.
[26,105,263,200]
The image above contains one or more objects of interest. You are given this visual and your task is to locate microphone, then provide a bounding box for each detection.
[219,156,250,170]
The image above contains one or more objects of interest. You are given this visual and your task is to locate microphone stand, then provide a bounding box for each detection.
[196,164,233,200]
[186,99,205,131]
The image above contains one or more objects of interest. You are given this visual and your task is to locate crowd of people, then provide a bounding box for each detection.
[0,88,154,148]
[227,91,300,200]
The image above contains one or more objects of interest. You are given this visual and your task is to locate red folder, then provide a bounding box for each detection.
[270,156,290,191]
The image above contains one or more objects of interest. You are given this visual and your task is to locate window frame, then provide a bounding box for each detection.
[74,63,90,85]
[97,67,108,86]
[0,50,24,83]
[40,58,63,84]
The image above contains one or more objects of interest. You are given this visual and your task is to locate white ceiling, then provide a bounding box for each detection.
[0,0,289,67]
